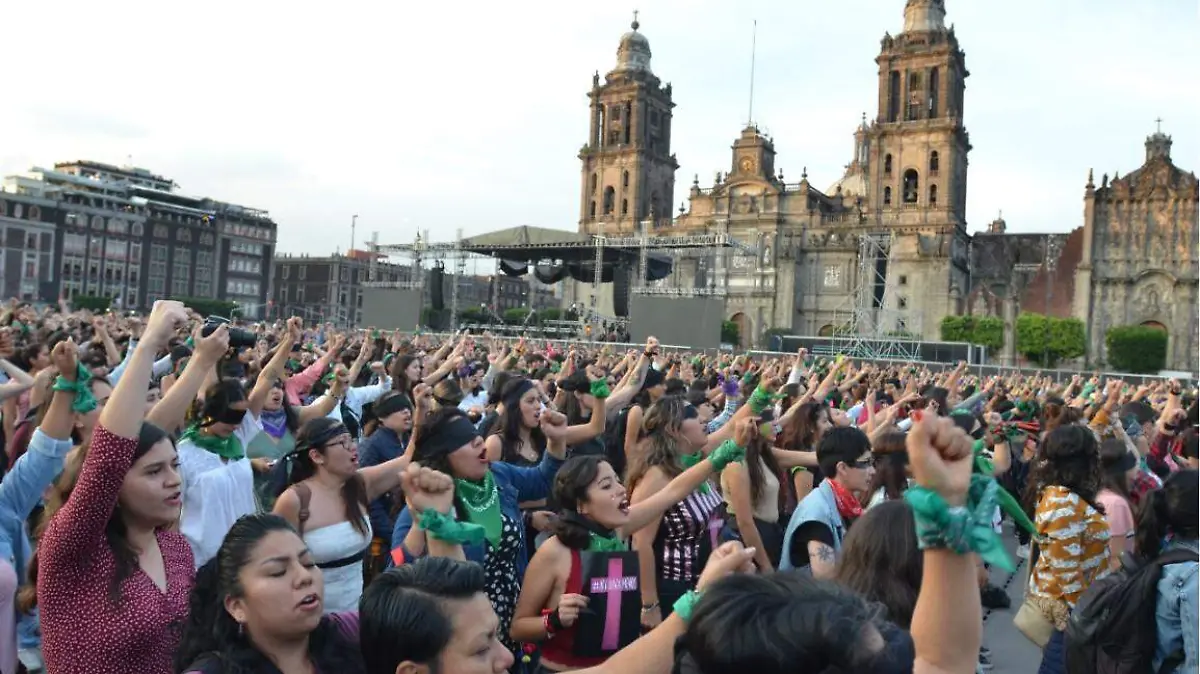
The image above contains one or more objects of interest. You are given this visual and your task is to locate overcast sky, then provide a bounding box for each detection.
[1,0,1195,255]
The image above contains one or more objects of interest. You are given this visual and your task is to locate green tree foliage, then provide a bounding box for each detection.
[1105,326,1168,373]
[1015,312,1085,366]
[939,315,1004,350]
[721,320,740,345]
[172,297,239,318]
[72,295,112,312]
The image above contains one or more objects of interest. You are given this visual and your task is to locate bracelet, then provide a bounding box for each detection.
[640,601,659,614]
[672,590,701,623]
[52,364,97,414]
[418,509,486,545]
[903,474,1014,572]
[541,610,557,639]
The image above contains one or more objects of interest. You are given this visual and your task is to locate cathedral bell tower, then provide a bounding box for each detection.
[869,0,970,224]
[579,14,679,234]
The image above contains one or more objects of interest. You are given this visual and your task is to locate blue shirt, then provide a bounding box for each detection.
[390,451,564,580]
[1155,538,1199,673]
[358,427,407,545]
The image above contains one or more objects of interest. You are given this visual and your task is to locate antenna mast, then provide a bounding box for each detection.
[747,20,757,126]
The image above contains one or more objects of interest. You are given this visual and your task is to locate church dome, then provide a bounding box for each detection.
[828,171,867,198]
[614,16,653,73]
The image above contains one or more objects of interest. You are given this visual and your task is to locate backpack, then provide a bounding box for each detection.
[1065,547,1198,674]
[603,406,632,478]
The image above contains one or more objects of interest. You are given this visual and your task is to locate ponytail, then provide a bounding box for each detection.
[1135,488,1171,561]
[1135,470,1200,560]
[173,558,242,673]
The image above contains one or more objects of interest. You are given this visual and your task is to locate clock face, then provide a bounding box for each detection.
[740,156,756,173]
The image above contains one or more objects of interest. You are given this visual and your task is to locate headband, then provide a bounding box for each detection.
[418,416,481,458]
[503,379,537,406]
[374,394,412,419]
[297,421,350,452]
[682,404,699,421]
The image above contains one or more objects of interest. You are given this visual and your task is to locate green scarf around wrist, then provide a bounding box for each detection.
[454,471,502,549]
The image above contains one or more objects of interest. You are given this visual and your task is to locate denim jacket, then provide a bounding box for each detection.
[0,430,74,657]
[1154,538,1199,673]
[389,451,564,580]
[358,427,406,545]
[780,480,846,572]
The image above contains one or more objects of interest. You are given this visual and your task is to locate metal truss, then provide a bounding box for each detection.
[830,231,922,361]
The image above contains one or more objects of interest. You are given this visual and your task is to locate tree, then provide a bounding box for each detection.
[1015,312,1085,366]
[721,320,740,345]
[503,307,532,325]
[1105,326,1168,373]
[939,315,1003,351]
[940,315,972,343]
[72,295,112,312]
[172,297,239,318]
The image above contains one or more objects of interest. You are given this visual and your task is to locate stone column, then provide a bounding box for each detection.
[1001,294,1018,366]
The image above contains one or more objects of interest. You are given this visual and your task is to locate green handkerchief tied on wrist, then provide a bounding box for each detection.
[747,386,782,415]
[589,379,611,399]
[904,474,1014,572]
[419,509,486,545]
[707,439,745,472]
[52,363,97,414]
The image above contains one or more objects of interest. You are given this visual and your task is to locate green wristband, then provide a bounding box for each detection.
[707,439,745,472]
[418,509,486,545]
[673,589,702,623]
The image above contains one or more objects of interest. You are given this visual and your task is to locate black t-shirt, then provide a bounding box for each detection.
[788,521,836,568]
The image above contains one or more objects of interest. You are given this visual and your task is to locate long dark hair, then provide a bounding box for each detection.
[283,417,370,536]
[410,407,478,522]
[1135,470,1198,560]
[389,354,421,398]
[745,414,783,506]
[21,422,173,611]
[626,396,688,490]
[778,401,828,452]
[550,456,608,550]
[863,431,909,506]
[1098,439,1133,502]
[1024,424,1104,516]
[835,500,923,629]
[492,378,547,464]
[175,514,365,674]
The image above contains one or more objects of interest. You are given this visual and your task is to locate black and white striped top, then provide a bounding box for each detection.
[654,484,724,582]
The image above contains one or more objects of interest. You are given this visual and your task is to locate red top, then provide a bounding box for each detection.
[539,549,608,669]
[39,425,195,674]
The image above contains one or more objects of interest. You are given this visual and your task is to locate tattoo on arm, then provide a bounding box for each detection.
[811,542,836,564]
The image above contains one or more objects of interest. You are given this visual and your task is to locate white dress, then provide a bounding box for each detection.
[179,413,264,567]
[305,519,373,613]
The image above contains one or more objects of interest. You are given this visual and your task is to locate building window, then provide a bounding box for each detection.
[884,154,893,175]
[132,222,144,236]
[898,296,908,309]
[298,266,306,280]
[899,274,908,286]
[622,171,629,188]
[178,229,192,243]
[929,151,939,174]
[28,206,41,221]
[823,266,841,288]
[340,267,348,282]
[903,169,919,204]
[91,215,105,230]
[603,187,615,215]
[621,199,628,215]
[883,186,892,205]
[590,173,597,194]
[25,233,36,250]
[929,184,938,206]
[153,225,168,239]
[282,266,290,279]
[589,201,596,219]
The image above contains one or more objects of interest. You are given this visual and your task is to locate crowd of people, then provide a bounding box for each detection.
[0,298,1192,674]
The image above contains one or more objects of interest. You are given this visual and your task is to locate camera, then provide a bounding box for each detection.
[202,316,257,349]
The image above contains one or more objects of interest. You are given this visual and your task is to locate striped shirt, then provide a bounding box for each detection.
[1030,485,1111,628]
[655,485,723,582]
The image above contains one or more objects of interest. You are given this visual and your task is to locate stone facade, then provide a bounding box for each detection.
[1074,132,1200,372]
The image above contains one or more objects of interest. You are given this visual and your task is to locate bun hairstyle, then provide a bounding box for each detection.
[1041,398,1080,434]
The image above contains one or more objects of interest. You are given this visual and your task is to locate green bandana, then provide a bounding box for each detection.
[971,440,1036,537]
[180,425,245,460]
[454,471,502,549]
[587,531,628,553]
[51,363,97,414]
[680,452,712,494]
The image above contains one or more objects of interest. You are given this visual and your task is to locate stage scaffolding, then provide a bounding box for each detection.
[828,231,922,361]
[365,222,745,333]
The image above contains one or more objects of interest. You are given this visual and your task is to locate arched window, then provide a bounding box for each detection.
[650,191,660,218]
[588,201,596,218]
[929,184,938,206]
[590,173,597,193]
[621,198,628,215]
[929,151,939,174]
[622,171,630,188]
[903,169,919,204]
[883,186,892,205]
[603,187,615,215]
[884,154,893,175]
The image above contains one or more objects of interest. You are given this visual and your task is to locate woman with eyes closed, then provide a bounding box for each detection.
[510,425,750,672]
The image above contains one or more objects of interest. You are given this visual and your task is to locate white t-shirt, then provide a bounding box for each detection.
[179,412,264,567]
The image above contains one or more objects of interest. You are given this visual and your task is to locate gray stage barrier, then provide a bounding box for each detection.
[629,296,725,350]
[360,288,422,331]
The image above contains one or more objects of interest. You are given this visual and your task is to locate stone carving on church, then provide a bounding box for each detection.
[1135,277,1171,320]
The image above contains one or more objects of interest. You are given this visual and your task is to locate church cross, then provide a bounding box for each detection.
[633,9,639,25]
[1155,117,1164,133]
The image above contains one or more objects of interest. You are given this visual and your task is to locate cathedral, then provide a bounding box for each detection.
[572,0,1199,371]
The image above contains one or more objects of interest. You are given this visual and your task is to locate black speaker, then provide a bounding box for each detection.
[613,265,630,317]
[430,264,445,311]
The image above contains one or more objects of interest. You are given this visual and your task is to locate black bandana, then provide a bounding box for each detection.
[417,416,481,459]
[503,379,536,407]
